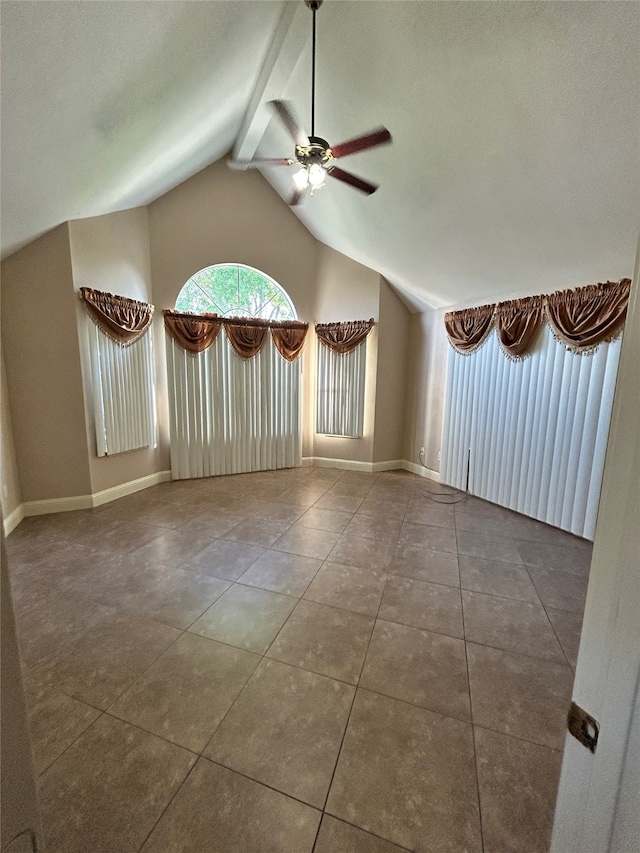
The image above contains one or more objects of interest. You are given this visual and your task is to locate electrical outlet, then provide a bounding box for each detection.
[438,450,441,462]
[420,446,424,455]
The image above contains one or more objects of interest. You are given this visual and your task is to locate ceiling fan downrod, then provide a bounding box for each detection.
[305,0,323,138]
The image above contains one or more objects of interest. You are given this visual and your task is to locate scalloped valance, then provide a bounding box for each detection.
[445,279,631,358]
[444,305,495,355]
[163,310,309,361]
[315,318,375,353]
[81,287,154,346]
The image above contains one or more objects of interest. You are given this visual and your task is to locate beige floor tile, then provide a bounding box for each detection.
[356,498,407,521]
[39,714,195,853]
[379,576,463,638]
[507,514,586,549]
[391,545,460,587]
[273,524,340,559]
[137,502,201,529]
[328,480,375,498]
[238,549,322,597]
[462,591,565,662]
[515,539,592,575]
[475,727,563,853]
[546,607,584,668]
[399,522,458,554]
[224,516,292,547]
[109,633,259,752]
[314,493,364,514]
[528,567,588,613]
[268,599,374,683]
[90,521,166,555]
[459,555,539,602]
[297,506,353,533]
[279,485,334,507]
[344,515,403,542]
[326,689,482,852]
[457,531,524,564]
[34,611,181,710]
[64,558,231,629]
[176,508,252,540]
[304,562,387,616]
[181,539,265,580]
[467,643,574,750]
[16,593,115,672]
[130,529,214,566]
[329,533,397,571]
[454,512,511,538]
[205,658,354,808]
[403,503,455,528]
[141,758,320,853]
[189,584,296,653]
[25,680,101,775]
[250,501,306,525]
[315,815,408,852]
[360,620,470,721]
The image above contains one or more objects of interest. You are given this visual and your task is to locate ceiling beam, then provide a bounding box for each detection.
[231,1,309,165]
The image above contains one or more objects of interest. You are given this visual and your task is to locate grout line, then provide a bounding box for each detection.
[460,557,487,853]
[317,487,408,817]
[135,759,200,852]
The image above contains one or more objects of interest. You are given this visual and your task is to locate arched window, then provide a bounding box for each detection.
[175,263,296,320]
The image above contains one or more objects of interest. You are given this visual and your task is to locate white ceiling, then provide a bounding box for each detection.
[2,1,638,309]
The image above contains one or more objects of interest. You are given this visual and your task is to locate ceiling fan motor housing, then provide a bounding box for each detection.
[295,137,334,170]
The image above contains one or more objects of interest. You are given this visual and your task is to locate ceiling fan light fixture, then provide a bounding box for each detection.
[308,163,326,188]
[293,167,310,190]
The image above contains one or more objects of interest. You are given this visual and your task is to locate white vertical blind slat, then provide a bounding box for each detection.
[166,332,301,479]
[441,325,622,540]
[87,320,156,458]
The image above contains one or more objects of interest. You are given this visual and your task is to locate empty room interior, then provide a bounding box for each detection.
[1,2,639,852]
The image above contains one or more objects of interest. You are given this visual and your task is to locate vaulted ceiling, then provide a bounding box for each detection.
[2,1,638,308]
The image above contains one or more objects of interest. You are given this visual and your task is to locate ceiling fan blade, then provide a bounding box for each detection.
[228,157,293,170]
[268,100,310,148]
[328,166,378,195]
[330,127,392,160]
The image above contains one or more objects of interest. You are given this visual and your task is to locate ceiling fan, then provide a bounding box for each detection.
[231,0,392,205]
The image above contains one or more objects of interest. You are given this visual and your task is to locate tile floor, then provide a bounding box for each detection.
[6,467,592,852]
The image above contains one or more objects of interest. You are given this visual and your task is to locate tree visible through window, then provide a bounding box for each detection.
[175,264,296,320]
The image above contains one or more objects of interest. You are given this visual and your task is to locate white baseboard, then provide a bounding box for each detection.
[3,503,25,537]
[10,471,173,528]
[302,457,438,478]
[90,470,172,508]
[401,461,442,482]
[5,463,441,534]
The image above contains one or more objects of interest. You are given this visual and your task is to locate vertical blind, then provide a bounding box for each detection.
[166,332,301,479]
[316,339,367,438]
[87,321,156,457]
[441,325,622,539]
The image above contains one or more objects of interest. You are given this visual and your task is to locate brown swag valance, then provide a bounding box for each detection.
[496,296,544,360]
[315,319,375,354]
[163,310,309,361]
[163,311,222,355]
[546,279,632,354]
[81,287,154,346]
[444,305,495,355]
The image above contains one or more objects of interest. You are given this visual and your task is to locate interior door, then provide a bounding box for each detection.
[551,243,640,852]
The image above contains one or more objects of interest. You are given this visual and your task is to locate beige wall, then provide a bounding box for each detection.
[403,308,449,473]
[373,278,411,463]
[1,352,22,520]
[1,224,92,501]
[148,159,320,456]
[69,208,169,493]
[312,244,381,463]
